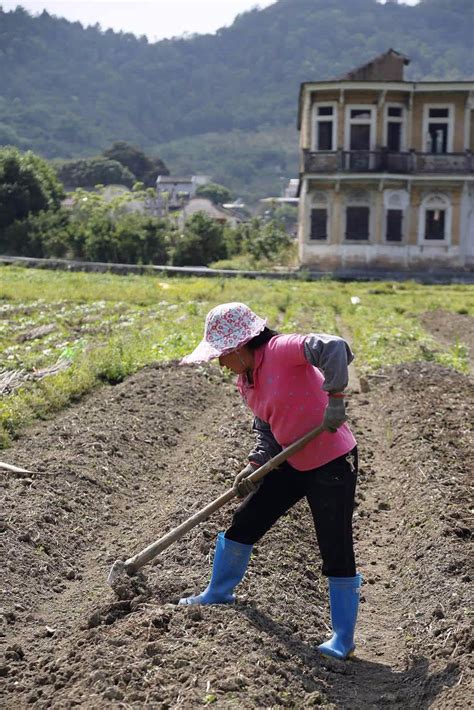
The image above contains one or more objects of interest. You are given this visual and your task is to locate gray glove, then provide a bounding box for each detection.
[323,396,347,432]
[233,463,260,498]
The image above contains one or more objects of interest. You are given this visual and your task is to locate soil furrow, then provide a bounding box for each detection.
[1,360,472,709]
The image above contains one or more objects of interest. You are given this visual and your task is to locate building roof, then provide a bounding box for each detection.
[335,48,410,81]
[183,198,242,222]
[297,46,474,130]
[156,176,193,184]
[260,197,299,204]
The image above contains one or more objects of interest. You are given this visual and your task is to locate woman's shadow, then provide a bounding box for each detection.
[237,603,460,709]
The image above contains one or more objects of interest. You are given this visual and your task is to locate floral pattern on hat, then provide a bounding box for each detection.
[181,302,267,364]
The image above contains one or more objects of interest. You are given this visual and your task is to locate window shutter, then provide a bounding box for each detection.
[386,209,403,242]
[346,206,370,240]
[310,208,327,240]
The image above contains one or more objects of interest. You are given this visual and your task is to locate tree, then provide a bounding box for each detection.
[142,157,171,189]
[264,203,298,234]
[54,157,135,189]
[0,146,64,231]
[226,217,292,261]
[248,219,292,260]
[172,212,227,266]
[64,187,173,264]
[113,213,169,264]
[195,182,232,205]
[0,208,71,258]
[102,141,169,187]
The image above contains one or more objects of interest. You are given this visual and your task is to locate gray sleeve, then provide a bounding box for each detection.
[303,333,354,392]
[248,416,282,467]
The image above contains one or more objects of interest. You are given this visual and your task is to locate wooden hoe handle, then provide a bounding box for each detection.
[119,423,326,576]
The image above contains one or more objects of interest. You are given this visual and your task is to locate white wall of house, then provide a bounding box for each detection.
[300,240,465,271]
[299,181,472,270]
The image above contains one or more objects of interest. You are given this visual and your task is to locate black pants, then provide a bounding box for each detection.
[225,447,358,577]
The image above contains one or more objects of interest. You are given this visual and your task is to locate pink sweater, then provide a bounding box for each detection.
[237,334,356,471]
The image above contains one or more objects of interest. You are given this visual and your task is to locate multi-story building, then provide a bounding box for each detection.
[297,49,474,272]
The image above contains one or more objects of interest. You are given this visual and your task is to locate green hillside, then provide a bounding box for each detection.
[0,0,472,198]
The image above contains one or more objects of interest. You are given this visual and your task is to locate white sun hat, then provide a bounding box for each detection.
[181,302,267,364]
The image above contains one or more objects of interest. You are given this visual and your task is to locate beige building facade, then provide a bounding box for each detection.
[297,50,474,272]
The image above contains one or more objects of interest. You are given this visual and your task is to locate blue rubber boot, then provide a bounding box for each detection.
[318,574,362,659]
[179,532,253,605]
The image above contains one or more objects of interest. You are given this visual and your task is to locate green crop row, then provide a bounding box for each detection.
[0,267,472,448]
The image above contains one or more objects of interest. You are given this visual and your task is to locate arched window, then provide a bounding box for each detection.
[383,189,409,243]
[344,190,371,242]
[418,193,452,244]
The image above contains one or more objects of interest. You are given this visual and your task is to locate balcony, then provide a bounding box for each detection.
[413,153,474,173]
[302,149,474,175]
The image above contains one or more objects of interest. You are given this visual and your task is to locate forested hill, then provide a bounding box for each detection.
[0,0,472,197]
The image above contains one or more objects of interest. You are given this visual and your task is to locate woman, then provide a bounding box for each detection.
[179,302,361,660]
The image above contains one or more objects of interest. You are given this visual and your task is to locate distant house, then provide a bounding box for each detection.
[181,198,243,228]
[156,175,211,212]
[260,178,300,206]
[297,49,474,272]
[284,179,300,199]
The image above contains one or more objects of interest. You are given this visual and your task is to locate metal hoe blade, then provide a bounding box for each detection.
[107,559,127,586]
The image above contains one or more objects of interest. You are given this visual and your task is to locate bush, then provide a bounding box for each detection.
[225,218,292,261]
[268,204,298,234]
[0,208,71,257]
[172,212,227,266]
[0,186,173,264]
[248,219,292,260]
[113,214,169,265]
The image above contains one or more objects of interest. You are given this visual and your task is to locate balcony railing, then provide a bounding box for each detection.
[414,153,474,173]
[302,149,474,175]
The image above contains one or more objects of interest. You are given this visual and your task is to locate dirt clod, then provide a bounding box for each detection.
[110,568,149,601]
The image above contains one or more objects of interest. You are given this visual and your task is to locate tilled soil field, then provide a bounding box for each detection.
[1,353,472,708]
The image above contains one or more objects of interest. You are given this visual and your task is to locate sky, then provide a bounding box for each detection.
[2,0,419,43]
[2,0,276,42]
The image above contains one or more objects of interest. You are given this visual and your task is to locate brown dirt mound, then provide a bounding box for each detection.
[421,309,474,369]
[1,361,472,708]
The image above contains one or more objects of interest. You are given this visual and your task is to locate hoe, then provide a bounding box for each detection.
[107,423,325,587]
